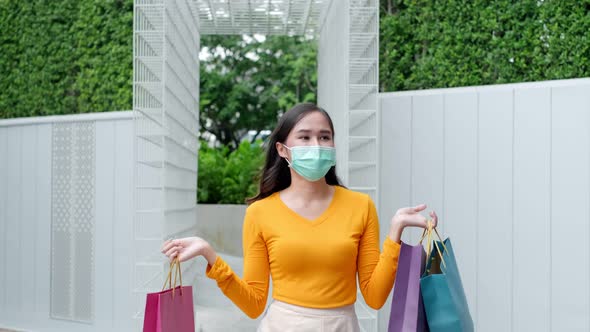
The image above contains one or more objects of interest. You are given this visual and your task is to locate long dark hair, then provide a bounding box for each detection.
[246,103,344,204]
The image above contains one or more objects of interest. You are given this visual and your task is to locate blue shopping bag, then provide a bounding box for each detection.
[420,228,474,332]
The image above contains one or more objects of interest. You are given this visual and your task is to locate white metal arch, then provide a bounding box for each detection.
[133,0,380,330]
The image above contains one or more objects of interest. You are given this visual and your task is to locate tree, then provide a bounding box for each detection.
[199,35,317,150]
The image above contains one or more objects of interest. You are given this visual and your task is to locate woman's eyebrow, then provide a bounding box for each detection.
[295,129,332,134]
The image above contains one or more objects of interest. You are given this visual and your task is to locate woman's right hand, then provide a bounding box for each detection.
[160,237,217,266]
[388,204,438,243]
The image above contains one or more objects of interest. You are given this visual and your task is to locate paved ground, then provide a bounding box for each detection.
[1,254,374,332]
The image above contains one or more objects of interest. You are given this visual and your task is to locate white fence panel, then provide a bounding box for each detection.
[0,112,134,332]
[379,78,590,332]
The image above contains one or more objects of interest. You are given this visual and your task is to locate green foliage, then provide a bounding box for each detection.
[200,35,317,149]
[0,0,133,119]
[71,0,133,113]
[3,1,589,116]
[197,143,228,204]
[197,140,265,204]
[379,0,590,92]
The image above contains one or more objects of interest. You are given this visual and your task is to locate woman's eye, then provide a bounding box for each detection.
[321,136,331,141]
[299,136,309,140]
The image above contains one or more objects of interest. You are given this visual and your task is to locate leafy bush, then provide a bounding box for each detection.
[379,0,590,92]
[3,1,590,118]
[197,141,265,204]
[0,0,133,119]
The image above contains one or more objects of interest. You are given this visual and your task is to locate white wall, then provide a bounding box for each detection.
[378,78,590,332]
[0,112,134,332]
[318,0,350,183]
[318,1,380,331]
[132,1,200,325]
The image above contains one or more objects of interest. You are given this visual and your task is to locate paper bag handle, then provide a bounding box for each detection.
[161,257,184,298]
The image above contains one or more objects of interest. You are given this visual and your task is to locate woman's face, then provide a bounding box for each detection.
[276,111,335,159]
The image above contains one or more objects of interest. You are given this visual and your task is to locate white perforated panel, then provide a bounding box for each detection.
[50,122,95,323]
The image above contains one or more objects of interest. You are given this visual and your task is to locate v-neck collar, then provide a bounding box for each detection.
[274,186,340,226]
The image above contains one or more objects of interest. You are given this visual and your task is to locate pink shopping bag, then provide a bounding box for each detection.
[143,258,195,332]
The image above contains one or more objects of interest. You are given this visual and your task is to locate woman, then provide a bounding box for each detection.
[161,103,437,331]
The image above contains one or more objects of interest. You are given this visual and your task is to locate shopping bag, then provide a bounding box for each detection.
[388,240,430,332]
[143,258,195,332]
[420,226,474,332]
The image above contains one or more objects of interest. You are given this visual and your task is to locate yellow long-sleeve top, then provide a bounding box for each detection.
[205,185,401,318]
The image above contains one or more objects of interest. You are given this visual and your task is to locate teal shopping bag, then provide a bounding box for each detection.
[420,227,474,332]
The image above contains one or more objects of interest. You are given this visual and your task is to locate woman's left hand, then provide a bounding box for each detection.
[388,204,438,243]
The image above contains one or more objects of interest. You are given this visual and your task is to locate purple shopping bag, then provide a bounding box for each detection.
[388,242,429,332]
[143,259,195,332]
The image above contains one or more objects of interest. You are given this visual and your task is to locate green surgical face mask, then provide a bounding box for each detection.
[282,144,337,182]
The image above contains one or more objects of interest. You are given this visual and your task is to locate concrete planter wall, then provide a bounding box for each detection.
[196,204,247,257]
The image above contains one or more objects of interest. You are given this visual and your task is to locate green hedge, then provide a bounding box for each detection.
[379,0,590,92]
[197,141,265,204]
[3,1,589,117]
[0,0,133,119]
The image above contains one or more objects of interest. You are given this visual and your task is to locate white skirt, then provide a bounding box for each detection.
[257,300,361,332]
